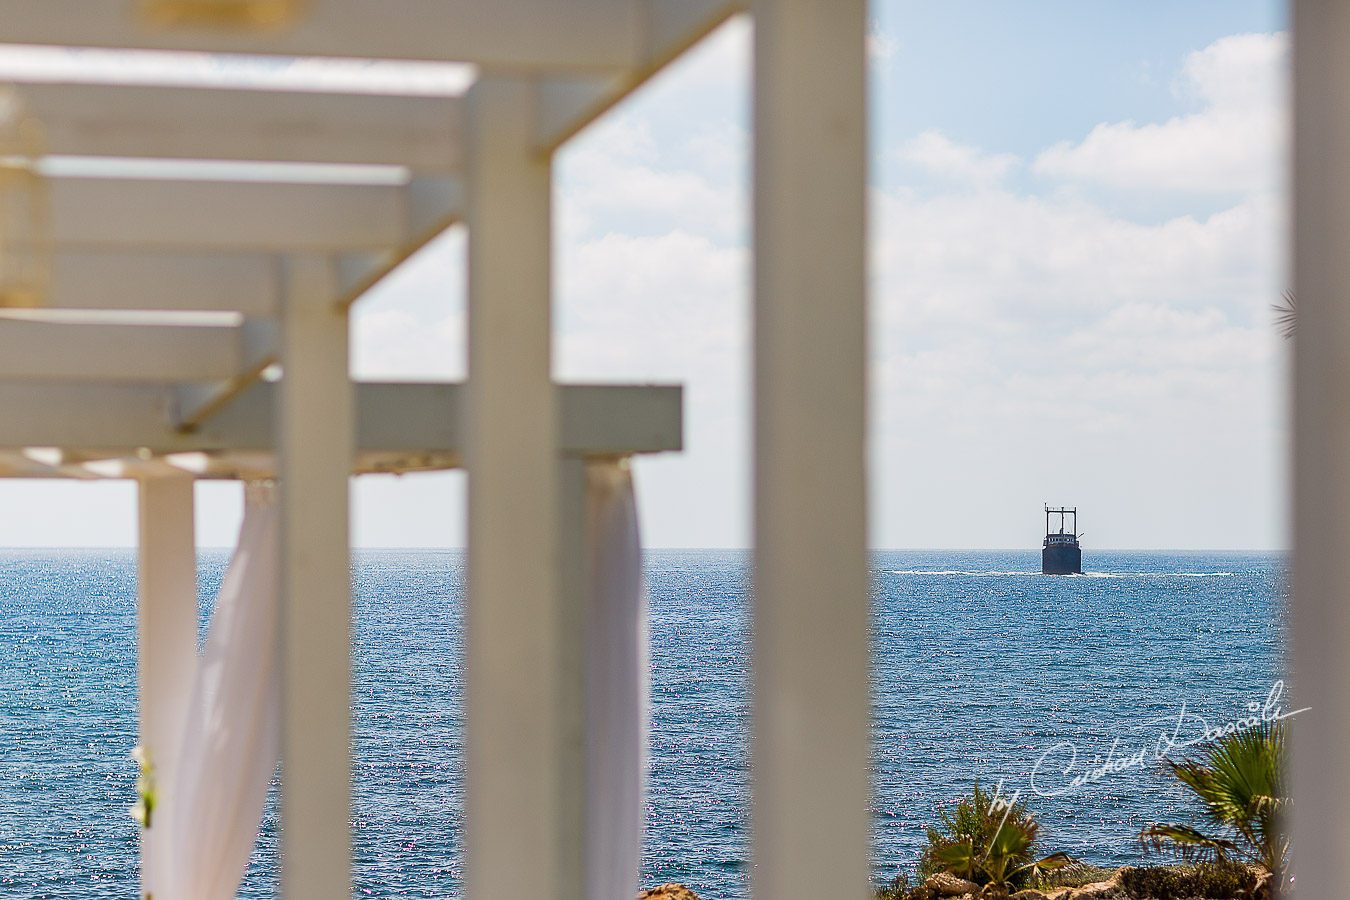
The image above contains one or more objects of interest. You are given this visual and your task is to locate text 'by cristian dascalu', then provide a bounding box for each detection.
[1017,680,1307,799]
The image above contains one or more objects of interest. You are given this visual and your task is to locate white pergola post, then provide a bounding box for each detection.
[1291,1,1350,893]
[276,254,354,900]
[464,76,579,900]
[559,455,590,897]
[136,474,198,898]
[750,2,870,899]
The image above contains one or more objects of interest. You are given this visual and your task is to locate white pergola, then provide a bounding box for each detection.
[0,2,869,900]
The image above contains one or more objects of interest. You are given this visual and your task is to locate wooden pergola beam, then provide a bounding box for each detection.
[0,319,268,381]
[0,0,737,72]
[0,382,682,459]
[0,0,634,68]
[46,174,461,252]
[0,0,645,69]
[46,251,281,314]
[18,82,465,172]
[0,1,740,152]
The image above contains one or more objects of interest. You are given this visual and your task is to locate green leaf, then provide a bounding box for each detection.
[1140,722,1290,877]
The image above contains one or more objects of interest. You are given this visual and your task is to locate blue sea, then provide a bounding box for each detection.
[0,549,1286,899]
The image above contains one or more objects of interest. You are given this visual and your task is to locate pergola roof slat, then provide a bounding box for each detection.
[0,320,250,381]
[46,174,461,251]
[48,250,279,313]
[19,82,464,171]
[0,1,741,155]
[0,382,683,461]
[0,0,643,69]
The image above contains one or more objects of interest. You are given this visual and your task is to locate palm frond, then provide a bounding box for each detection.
[1017,851,1076,880]
[1139,823,1239,864]
[935,839,977,881]
[1273,290,1297,339]
[1143,723,1290,876]
[920,780,1061,889]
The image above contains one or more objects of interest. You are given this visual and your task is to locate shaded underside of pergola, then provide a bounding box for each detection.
[0,2,871,899]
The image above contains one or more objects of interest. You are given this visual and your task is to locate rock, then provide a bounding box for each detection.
[926,872,980,895]
[1010,891,1049,900]
[638,885,701,900]
[1065,880,1122,900]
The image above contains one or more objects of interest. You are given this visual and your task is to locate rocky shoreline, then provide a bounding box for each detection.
[639,862,1278,900]
[900,865,1276,900]
[922,870,1123,900]
[639,886,703,900]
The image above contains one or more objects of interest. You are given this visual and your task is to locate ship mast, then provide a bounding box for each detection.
[1044,504,1077,537]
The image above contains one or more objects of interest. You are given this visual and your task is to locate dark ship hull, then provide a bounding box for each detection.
[1042,543,1081,575]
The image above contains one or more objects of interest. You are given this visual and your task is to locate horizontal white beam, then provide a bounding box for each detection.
[19,83,464,172]
[0,382,682,459]
[48,175,461,252]
[0,448,100,478]
[0,1,740,153]
[0,320,256,381]
[0,0,642,68]
[44,250,405,314]
[47,251,279,313]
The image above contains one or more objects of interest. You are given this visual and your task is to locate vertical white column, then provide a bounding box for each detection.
[277,254,353,900]
[136,474,198,898]
[1291,2,1350,893]
[560,456,589,899]
[751,1,870,899]
[465,76,578,900]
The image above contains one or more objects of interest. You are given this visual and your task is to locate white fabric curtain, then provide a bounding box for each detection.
[584,460,648,900]
[145,471,644,898]
[159,483,282,900]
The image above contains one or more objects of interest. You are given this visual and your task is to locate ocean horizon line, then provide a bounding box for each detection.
[0,545,1290,553]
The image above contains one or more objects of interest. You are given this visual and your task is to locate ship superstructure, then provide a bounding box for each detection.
[1042,505,1082,575]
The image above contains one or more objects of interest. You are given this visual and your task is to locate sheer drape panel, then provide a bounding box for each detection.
[160,483,282,900]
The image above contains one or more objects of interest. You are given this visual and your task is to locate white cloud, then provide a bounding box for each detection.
[557,115,745,245]
[1180,31,1286,111]
[868,20,898,63]
[872,28,1288,549]
[899,130,1018,185]
[351,308,465,381]
[1034,33,1288,194]
[557,231,745,373]
[872,186,1281,334]
[350,226,467,381]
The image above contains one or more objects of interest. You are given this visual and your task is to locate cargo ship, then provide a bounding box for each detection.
[1042,505,1082,575]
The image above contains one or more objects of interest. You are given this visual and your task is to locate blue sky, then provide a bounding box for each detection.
[874,2,1285,158]
[0,1,1290,549]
